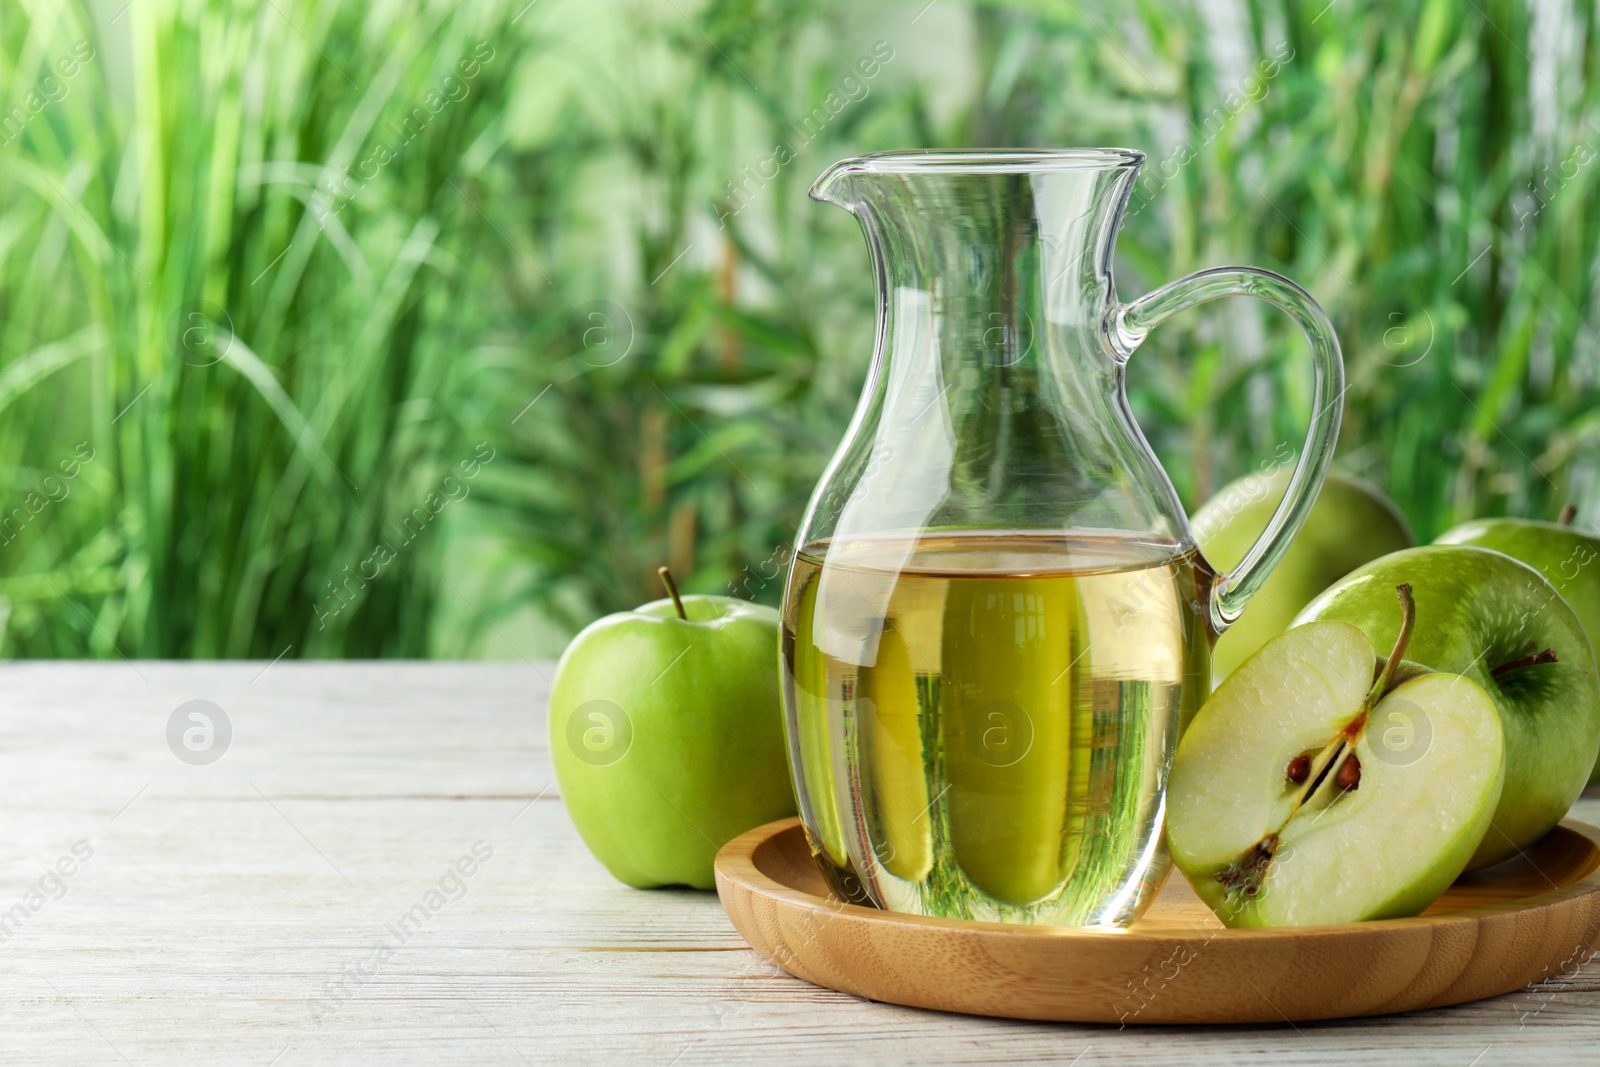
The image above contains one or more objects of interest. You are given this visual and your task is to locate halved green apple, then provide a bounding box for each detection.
[1168,589,1505,927]
[1299,545,1599,867]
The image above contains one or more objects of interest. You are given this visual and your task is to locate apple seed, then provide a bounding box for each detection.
[1335,752,1361,791]
[1285,754,1311,784]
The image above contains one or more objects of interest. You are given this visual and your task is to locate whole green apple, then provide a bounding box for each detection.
[1194,469,1413,682]
[1436,514,1600,782]
[549,580,795,889]
[1298,545,1600,868]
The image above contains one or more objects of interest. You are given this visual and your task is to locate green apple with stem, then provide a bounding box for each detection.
[549,567,795,889]
[1298,545,1600,868]
[1437,505,1600,783]
[1169,585,1505,927]
[1194,469,1414,683]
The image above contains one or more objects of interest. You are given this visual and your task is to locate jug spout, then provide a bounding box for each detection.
[808,158,867,210]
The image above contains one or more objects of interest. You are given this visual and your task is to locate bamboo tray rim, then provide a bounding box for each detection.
[715,817,1600,1024]
[717,816,1600,939]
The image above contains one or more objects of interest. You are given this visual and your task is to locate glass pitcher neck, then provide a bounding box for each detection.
[798,148,1191,549]
[811,150,1145,351]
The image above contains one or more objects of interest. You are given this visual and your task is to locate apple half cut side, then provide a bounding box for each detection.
[1167,591,1506,928]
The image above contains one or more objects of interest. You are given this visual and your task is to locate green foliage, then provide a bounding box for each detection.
[0,0,529,655]
[3,0,1599,656]
[489,0,1600,644]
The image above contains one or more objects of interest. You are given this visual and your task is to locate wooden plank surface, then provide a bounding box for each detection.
[0,660,1597,1064]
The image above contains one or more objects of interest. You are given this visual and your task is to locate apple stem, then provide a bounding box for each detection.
[657,566,687,620]
[1359,583,1416,718]
[1561,504,1578,527]
[1490,647,1559,678]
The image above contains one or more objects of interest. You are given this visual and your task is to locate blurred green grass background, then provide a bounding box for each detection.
[2,0,1598,658]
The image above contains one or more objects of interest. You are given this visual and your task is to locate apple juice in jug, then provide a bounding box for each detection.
[781,529,1214,926]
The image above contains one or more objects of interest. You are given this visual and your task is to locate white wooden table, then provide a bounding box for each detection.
[3,661,1598,1065]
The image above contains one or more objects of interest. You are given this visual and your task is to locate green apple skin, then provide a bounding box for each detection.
[1194,470,1414,683]
[549,595,796,890]
[1169,621,1504,927]
[1297,546,1600,868]
[1436,518,1600,783]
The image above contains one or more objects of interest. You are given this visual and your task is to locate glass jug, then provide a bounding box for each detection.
[779,149,1343,928]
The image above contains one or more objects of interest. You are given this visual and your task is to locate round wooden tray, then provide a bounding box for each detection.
[714,816,1600,1025]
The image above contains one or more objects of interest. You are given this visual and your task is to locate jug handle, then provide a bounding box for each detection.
[1105,266,1344,635]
